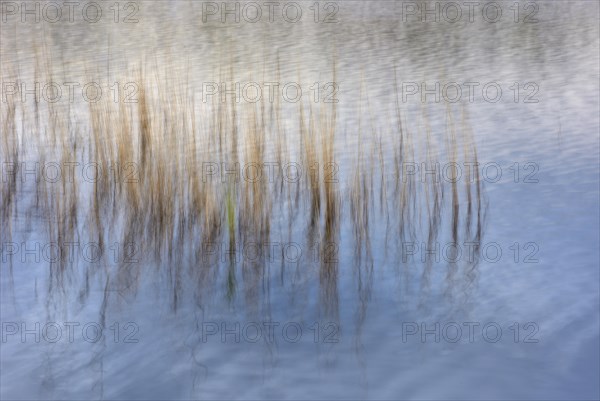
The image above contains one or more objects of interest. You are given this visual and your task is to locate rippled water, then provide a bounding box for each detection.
[1,1,599,399]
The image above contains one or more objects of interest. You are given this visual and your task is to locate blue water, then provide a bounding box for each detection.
[1,1,599,399]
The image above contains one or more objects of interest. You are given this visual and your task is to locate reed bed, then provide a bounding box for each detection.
[1,52,486,319]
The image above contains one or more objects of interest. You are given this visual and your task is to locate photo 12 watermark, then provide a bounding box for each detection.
[1,81,139,104]
[200,82,339,104]
[397,162,539,184]
[1,1,140,24]
[2,321,139,343]
[401,321,540,343]
[1,241,140,265]
[200,321,340,344]
[400,82,539,104]
[2,161,140,184]
[198,2,339,24]
[396,2,539,24]
[400,241,540,264]
[200,161,339,184]
[201,241,338,264]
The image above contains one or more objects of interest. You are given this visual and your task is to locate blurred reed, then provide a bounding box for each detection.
[1,51,486,319]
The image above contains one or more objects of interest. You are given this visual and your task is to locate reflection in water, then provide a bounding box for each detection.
[1,0,598,397]
[1,44,486,395]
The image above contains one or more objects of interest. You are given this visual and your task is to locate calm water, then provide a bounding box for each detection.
[1,1,599,399]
